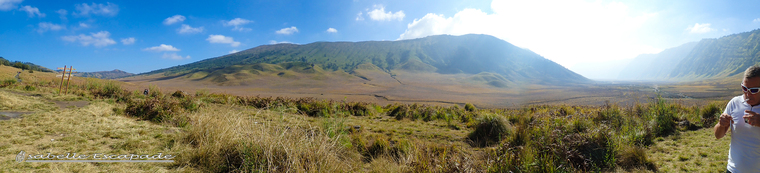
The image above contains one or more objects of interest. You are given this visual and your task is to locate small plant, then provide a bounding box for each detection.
[0,79,16,88]
[465,103,477,112]
[23,85,36,91]
[700,102,721,127]
[92,81,122,98]
[616,145,656,171]
[124,97,182,123]
[468,113,511,147]
[171,90,185,98]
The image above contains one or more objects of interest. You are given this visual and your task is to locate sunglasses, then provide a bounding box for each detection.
[742,84,760,94]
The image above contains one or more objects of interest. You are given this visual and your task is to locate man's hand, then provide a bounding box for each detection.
[720,113,733,127]
[744,110,759,126]
[716,113,733,139]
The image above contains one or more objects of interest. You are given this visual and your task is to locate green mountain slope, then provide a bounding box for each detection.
[618,42,697,80]
[75,69,134,79]
[143,34,589,85]
[669,29,760,79]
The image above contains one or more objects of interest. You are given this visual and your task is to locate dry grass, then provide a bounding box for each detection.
[0,99,193,172]
[176,105,363,172]
[0,90,56,111]
[647,128,730,172]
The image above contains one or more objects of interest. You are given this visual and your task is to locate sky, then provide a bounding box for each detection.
[2,0,760,80]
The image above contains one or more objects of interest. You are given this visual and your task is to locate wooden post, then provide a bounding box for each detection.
[64,66,73,94]
[59,65,66,95]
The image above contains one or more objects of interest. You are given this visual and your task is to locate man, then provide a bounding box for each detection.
[715,65,760,172]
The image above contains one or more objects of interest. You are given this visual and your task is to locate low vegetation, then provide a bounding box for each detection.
[0,68,731,172]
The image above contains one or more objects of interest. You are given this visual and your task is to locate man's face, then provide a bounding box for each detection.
[743,77,760,105]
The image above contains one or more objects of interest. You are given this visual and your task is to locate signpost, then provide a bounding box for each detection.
[56,66,77,95]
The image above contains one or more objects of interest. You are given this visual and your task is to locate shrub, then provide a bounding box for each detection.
[23,85,36,91]
[345,102,374,116]
[465,103,477,112]
[171,90,186,98]
[616,145,657,171]
[468,114,511,147]
[388,104,410,120]
[125,97,182,123]
[700,102,721,127]
[0,79,16,88]
[92,81,122,98]
[650,98,677,137]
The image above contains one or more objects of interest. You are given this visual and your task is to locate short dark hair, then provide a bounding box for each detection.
[745,65,760,79]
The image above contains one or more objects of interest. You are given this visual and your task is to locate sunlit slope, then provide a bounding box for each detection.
[669,28,760,79]
[143,34,590,85]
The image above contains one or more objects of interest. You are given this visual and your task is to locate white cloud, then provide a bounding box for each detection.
[206,35,240,47]
[74,2,119,17]
[229,50,239,54]
[121,37,135,45]
[177,24,204,34]
[0,0,22,11]
[326,28,337,33]
[275,26,298,35]
[78,22,90,28]
[754,18,760,23]
[19,5,45,17]
[163,15,185,25]
[687,23,715,34]
[162,53,190,60]
[61,31,116,47]
[355,12,364,21]
[56,9,67,19]
[366,5,404,21]
[268,40,291,45]
[37,22,65,33]
[397,0,661,73]
[142,44,180,52]
[223,18,253,32]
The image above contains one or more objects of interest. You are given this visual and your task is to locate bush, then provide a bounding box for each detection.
[92,81,123,98]
[23,85,36,91]
[345,102,374,116]
[700,102,721,127]
[0,79,16,88]
[171,90,185,98]
[650,96,677,137]
[388,104,410,120]
[125,97,182,123]
[616,145,657,171]
[468,114,511,147]
[465,103,477,112]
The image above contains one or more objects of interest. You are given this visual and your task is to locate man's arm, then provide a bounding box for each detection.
[715,113,733,139]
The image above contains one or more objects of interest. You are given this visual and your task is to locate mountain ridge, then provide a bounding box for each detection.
[142,34,590,86]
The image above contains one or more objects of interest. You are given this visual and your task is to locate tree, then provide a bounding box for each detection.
[12,62,24,69]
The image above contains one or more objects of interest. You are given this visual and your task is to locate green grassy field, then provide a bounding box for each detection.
[0,65,737,172]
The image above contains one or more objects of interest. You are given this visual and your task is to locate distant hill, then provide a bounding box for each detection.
[619,28,760,81]
[618,42,698,80]
[0,57,53,72]
[75,69,134,79]
[143,34,589,85]
[669,29,760,79]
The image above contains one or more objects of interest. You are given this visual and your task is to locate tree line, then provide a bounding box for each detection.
[0,56,53,72]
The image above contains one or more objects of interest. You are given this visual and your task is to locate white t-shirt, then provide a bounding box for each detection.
[725,95,760,172]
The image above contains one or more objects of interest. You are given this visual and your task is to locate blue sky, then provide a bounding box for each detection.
[2,0,760,79]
